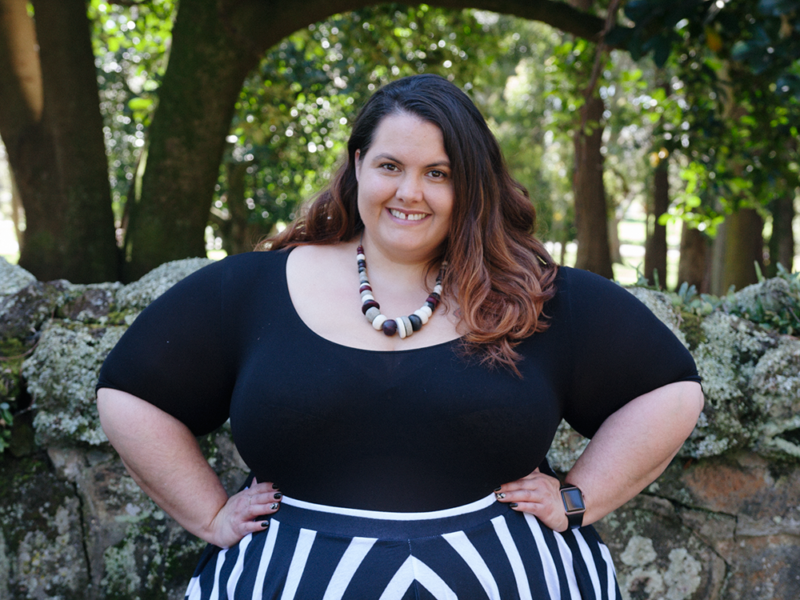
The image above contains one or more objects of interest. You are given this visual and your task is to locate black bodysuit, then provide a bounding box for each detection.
[97,250,700,513]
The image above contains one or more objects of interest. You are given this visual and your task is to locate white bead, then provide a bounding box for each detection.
[396,317,407,338]
[365,306,381,322]
[357,253,366,261]
[433,284,443,294]
[373,314,387,330]
[401,316,413,336]
[360,291,374,300]
[413,309,429,325]
[419,305,433,318]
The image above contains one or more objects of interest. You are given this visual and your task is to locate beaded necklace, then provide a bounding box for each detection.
[357,244,445,338]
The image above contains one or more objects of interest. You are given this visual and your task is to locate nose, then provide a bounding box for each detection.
[396,174,424,203]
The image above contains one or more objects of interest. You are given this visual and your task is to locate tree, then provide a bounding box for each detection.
[1,0,608,282]
[0,0,117,282]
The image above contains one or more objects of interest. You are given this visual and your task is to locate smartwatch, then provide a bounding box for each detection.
[560,482,585,529]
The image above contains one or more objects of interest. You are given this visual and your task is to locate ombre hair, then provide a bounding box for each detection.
[264,74,558,374]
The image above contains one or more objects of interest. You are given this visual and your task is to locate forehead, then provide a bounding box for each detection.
[366,113,448,159]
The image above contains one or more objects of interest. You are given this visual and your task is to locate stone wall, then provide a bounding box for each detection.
[0,257,799,599]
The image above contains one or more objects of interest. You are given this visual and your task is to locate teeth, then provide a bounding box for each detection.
[390,209,426,221]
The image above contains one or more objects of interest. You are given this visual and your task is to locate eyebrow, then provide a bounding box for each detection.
[372,153,450,168]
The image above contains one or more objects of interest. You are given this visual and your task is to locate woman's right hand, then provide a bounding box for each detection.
[206,478,282,548]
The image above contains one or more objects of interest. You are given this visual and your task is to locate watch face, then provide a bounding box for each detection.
[562,488,585,513]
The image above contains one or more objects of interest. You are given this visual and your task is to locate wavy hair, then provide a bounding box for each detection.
[264,74,558,374]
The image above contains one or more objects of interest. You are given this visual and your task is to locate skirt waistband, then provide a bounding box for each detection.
[273,493,509,541]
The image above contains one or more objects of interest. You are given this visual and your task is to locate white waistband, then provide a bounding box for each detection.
[280,492,498,521]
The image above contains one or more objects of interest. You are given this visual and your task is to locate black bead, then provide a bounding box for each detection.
[425,301,436,310]
[408,314,422,331]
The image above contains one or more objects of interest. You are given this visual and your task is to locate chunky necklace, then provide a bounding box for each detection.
[357,244,445,338]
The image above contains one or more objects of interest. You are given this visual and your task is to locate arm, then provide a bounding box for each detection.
[495,380,704,531]
[97,388,281,548]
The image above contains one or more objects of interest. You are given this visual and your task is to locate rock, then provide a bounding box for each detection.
[596,494,726,600]
[0,453,90,599]
[23,323,126,447]
[0,259,35,299]
[731,277,800,322]
[115,258,213,312]
[58,285,120,323]
[0,281,70,343]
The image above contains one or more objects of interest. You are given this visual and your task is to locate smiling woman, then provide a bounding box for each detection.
[96,74,703,600]
[354,114,454,265]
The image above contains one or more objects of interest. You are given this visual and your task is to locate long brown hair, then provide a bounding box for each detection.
[264,74,558,374]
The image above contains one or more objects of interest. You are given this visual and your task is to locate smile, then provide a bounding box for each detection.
[389,209,428,221]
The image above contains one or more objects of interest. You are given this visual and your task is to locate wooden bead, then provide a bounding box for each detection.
[365,307,381,322]
[419,305,433,318]
[382,319,397,336]
[413,309,429,325]
[408,314,422,331]
[361,300,379,314]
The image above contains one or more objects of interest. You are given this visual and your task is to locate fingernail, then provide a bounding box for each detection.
[274,492,282,499]
[270,502,279,510]
[510,503,518,508]
[272,486,280,491]
[496,492,506,499]
[494,487,502,493]
[261,521,269,528]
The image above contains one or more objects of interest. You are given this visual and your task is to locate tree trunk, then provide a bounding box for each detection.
[644,160,669,288]
[677,222,709,292]
[767,194,795,276]
[122,0,264,281]
[573,94,613,278]
[225,161,264,255]
[710,208,764,294]
[0,0,117,283]
[32,0,118,282]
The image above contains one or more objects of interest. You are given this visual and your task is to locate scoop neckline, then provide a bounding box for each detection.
[277,248,465,355]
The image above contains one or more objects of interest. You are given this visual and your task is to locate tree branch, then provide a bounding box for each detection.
[222,0,612,60]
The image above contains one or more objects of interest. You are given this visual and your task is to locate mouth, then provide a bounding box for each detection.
[388,208,429,221]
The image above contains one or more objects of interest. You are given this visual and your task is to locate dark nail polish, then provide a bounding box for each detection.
[494,487,502,493]
[510,503,518,508]
[272,486,280,491]
[261,521,269,528]
[270,502,279,510]
[274,492,282,499]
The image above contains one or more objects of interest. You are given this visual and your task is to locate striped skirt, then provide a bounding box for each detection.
[185,493,621,600]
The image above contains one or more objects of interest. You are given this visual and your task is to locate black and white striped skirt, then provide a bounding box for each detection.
[185,493,621,599]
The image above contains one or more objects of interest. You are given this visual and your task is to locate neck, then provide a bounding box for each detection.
[356,236,439,290]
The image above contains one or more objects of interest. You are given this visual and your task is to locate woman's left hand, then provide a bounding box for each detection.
[494,468,568,532]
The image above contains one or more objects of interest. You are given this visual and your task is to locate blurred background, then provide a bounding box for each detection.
[1,0,798,293]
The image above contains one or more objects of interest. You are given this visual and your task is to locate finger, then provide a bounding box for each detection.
[506,502,567,529]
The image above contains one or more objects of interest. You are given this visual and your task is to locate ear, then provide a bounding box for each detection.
[354,149,361,183]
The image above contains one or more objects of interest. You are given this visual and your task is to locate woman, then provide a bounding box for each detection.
[97,74,703,600]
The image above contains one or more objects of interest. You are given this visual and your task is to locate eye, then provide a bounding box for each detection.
[380,163,399,171]
[429,169,448,179]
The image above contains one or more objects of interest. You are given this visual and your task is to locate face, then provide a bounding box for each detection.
[355,112,454,264]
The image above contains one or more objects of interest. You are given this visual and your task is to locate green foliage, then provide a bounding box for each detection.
[609,0,800,235]
[88,0,176,223]
[212,6,560,248]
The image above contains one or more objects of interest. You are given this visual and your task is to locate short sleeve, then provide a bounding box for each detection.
[561,268,701,438]
[97,259,235,436]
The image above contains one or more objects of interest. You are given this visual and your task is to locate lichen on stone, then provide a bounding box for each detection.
[115,257,213,311]
[23,323,126,447]
[0,259,35,299]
